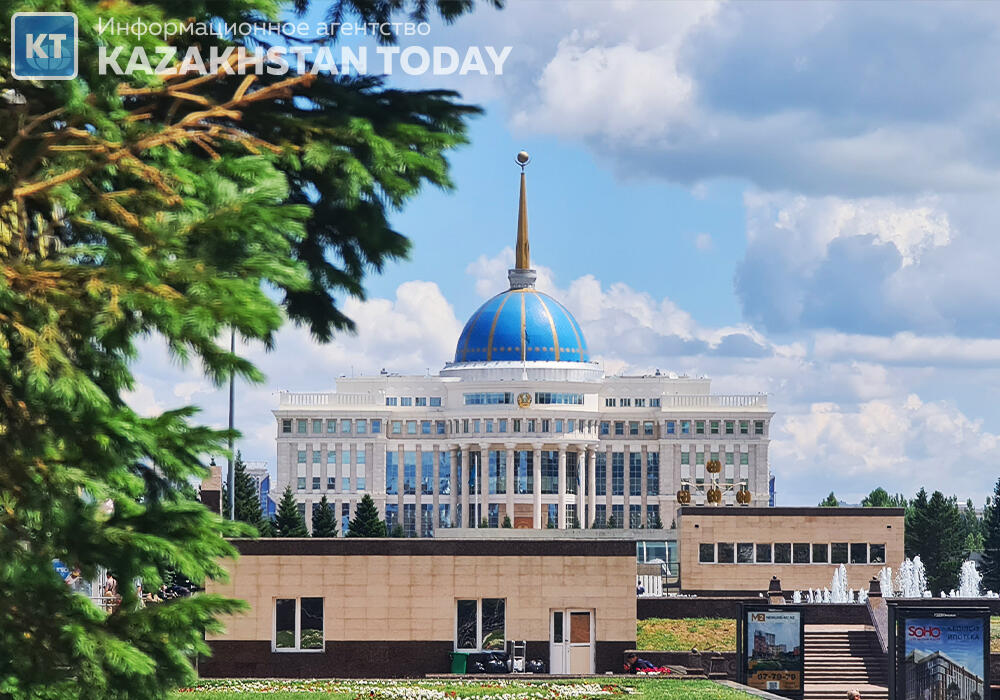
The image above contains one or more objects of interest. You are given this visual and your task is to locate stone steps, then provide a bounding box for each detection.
[802,626,887,700]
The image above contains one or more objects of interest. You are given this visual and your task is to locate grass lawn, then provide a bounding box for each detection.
[637,618,736,652]
[172,678,755,699]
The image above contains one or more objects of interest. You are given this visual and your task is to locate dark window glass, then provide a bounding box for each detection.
[717,542,735,563]
[699,543,715,563]
[870,544,886,564]
[831,542,848,564]
[300,597,323,650]
[850,543,868,564]
[812,544,829,564]
[481,598,505,650]
[793,543,810,563]
[737,543,754,563]
[275,598,295,649]
[774,543,791,564]
[456,600,477,649]
[552,611,563,643]
[756,544,772,563]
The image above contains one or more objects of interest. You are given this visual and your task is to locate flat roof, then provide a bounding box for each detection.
[679,506,905,517]
[228,537,636,557]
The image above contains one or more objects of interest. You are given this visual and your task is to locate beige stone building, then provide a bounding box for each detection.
[201,538,636,677]
[678,506,905,593]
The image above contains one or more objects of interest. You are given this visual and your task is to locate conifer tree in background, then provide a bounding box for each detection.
[981,480,1000,593]
[819,492,840,507]
[501,515,513,528]
[274,486,309,538]
[346,494,387,538]
[861,487,907,508]
[905,488,930,558]
[961,498,985,553]
[1,0,497,692]
[907,490,964,594]
[311,495,338,537]
[226,452,263,527]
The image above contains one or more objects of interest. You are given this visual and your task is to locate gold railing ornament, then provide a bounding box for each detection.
[736,487,752,505]
[705,459,722,474]
[707,487,722,504]
[676,489,692,504]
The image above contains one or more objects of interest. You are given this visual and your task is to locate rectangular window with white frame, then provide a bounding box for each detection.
[273,597,324,652]
[455,598,505,651]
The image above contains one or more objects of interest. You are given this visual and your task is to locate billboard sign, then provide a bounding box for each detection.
[890,606,990,700]
[739,605,804,697]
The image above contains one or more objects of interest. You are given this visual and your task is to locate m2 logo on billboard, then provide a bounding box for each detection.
[907,625,941,639]
[751,614,767,622]
[11,12,78,80]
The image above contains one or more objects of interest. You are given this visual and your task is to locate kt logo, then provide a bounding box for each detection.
[11,12,78,80]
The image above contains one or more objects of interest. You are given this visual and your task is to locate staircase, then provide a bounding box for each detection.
[803,625,888,700]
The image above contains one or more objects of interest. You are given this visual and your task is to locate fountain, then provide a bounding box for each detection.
[878,566,894,597]
[830,564,848,604]
[792,590,802,604]
[956,560,982,597]
[895,556,929,598]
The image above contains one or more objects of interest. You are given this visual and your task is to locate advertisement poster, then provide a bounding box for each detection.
[901,617,985,700]
[745,610,803,693]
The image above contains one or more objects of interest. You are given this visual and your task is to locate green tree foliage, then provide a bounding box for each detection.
[311,495,338,537]
[651,514,664,529]
[501,515,512,528]
[861,487,907,508]
[961,498,984,553]
[907,490,964,594]
[0,0,493,694]
[819,492,840,507]
[227,452,263,526]
[981,481,1000,592]
[274,486,309,538]
[346,494,387,538]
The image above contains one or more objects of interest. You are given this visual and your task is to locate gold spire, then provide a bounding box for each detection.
[515,150,530,270]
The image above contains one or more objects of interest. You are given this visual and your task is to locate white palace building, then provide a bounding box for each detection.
[275,154,773,536]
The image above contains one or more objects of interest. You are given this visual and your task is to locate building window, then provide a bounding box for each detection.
[416,397,427,406]
[614,422,624,436]
[793,543,810,564]
[340,419,352,434]
[611,504,624,529]
[629,453,641,496]
[629,421,639,436]
[726,452,734,465]
[611,453,625,496]
[456,598,505,652]
[740,452,749,465]
[421,452,434,495]
[565,453,578,495]
[629,504,642,528]
[514,451,533,494]
[696,452,704,465]
[540,451,559,494]
[405,420,417,435]
[341,503,350,533]
[385,397,397,406]
[274,597,323,651]
[512,419,521,433]
[647,452,659,495]
[439,451,451,495]
[737,543,754,563]
[554,419,563,433]
[643,421,654,437]
[651,398,661,407]
[831,542,848,564]
[605,398,616,407]
[546,503,557,528]
[620,398,631,407]
[403,451,416,495]
[754,420,765,435]
[568,419,575,432]
[421,504,434,537]
[681,420,690,435]
[695,421,705,435]
[850,543,868,564]
[725,420,734,435]
[297,419,307,434]
[311,419,322,433]
[756,544,772,563]
[403,504,416,537]
[356,419,367,435]
[391,420,402,435]
[439,503,451,529]
[717,542,735,563]
[297,450,306,464]
[740,420,749,435]
[595,453,606,496]
[371,419,381,434]
[342,477,350,492]
[600,421,610,436]
[699,544,715,563]
[327,476,336,490]
[282,419,292,433]
[312,476,320,490]
[400,397,413,407]
[666,421,675,435]
[486,419,494,434]
[312,450,321,465]
[464,392,514,405]
[595,504,607,527]
[870,544,886,564]
[646,504,659,528]
[385,451,398,495]
[430,397,442,407]
[473,419,481,434]
[635,398,645,408]
[296,477,306,490]
[527,419,535,433]
[498,419,507,433]
[488,450,506,495]
[774,543,791,564]
[436,420,446,435]
[540,419,549,433]
[385,504,398,531]
[535,392,583,405]
[681,451,689,466]
[710,420,720,435]
[421,420,432,435]
[812,544,829,564]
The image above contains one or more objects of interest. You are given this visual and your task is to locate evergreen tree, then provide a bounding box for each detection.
[819,492,840,507]
[230,452,263,525]
[388,523,406,538]
[905,488,930,558]
[907,490,964,594]
[274,486,309,538]
[651,514,664,529]
[961,498,984,553]
[346,494,387,537]
[501,515,512,528]
[257,517,277,538]
[981,480,1000,592]
[311,495,338,537]
[0,0,495,693]
[861,487,907,508]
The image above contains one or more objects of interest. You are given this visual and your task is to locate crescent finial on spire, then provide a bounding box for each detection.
[515,150,530,270]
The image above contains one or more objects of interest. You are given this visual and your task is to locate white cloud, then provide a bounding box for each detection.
[694,233,714,252]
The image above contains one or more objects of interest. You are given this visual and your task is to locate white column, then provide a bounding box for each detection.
[640,445,648,526]
[532,444,542,529]
[432,446,440,532]
[479,443,491,526]
[587,446,597,528]
[449,446,459,528]
[557,446,567,529]
[461,445,470,528]
[505,444,515,525]
[576,448,585,528]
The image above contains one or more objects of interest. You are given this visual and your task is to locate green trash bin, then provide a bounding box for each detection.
[450,652,469,674]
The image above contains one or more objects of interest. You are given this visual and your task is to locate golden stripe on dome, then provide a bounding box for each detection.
[485,293,512,361]
[561,299,585,359]
[460,293,495,362]
[533,292,560,361]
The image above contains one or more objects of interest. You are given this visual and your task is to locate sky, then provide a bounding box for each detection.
[127,0,1000,506]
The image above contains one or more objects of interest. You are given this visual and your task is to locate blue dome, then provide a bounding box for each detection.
[455,289,590,363]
